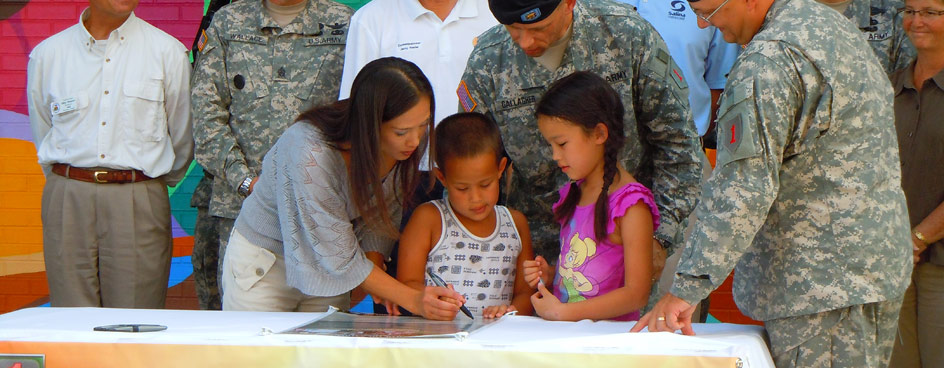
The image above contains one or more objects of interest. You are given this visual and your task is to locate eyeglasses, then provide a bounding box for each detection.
[898,7,944,19]
[696,0,734,24]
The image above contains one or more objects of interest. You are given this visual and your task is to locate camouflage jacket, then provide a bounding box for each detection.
[843,0,915,74]
[458,0,703,258]
[671,0,912,321]
[191,0,352,219]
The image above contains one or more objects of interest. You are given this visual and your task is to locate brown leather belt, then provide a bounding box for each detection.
[52,163,152,184]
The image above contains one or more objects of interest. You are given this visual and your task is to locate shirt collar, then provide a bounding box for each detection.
[894,61,944,95]
[933,67,944,91]
[843,0,870,29]
[759,0,791,35]
[78,8,138,50]
[894,61,916,95]
[404,0,432,21]
[404,0,479,23]
[257,0,325,36]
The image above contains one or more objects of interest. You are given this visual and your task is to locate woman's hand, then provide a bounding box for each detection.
[523,255,554,288]
[414,285,464,321]
[483,304,517,319]
[530,281,567,321]
[913,233,928,264]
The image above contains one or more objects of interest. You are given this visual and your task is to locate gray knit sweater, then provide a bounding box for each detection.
[233,122,401,297]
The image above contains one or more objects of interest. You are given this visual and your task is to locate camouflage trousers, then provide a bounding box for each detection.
[190,207,222,310]
[216,217,236,296]
[766,298,903,368]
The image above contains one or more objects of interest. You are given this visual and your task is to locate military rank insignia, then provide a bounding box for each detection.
[521,8,542,22]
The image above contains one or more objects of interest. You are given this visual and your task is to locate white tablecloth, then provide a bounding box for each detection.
[0,307,774,368]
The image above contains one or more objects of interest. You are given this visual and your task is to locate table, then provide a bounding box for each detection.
[0,308,774,368]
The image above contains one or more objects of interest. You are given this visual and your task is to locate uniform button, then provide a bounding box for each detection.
[100,154,105,158]
[104,90,109,95]
[106,58,111,63]
[101,121,106,126]
[255,268,264,276]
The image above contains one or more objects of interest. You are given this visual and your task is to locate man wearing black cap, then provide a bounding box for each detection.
[458,0,703,288]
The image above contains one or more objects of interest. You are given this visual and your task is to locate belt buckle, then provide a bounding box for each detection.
[93,171,109,183]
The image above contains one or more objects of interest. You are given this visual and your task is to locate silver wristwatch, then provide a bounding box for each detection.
[237,176,254,197]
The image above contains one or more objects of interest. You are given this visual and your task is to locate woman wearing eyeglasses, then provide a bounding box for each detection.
[887,1,944,367]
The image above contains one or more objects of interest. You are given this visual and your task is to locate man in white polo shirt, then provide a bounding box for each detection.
[27,0,192,308]
[340,0,497,146]
[339,0,498,308]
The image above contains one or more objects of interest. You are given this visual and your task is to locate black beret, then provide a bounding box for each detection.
[488,0,562,25]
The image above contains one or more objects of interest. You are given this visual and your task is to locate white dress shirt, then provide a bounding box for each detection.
[27,10,193,185]
[339,0,498,169]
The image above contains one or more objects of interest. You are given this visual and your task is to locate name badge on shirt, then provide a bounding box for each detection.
[50,97,77,116]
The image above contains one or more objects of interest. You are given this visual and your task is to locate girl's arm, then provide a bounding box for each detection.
[532,202,653,321]
[396,203,442,291]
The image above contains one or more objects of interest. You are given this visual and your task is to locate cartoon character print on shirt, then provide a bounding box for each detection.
[557,232,598,303]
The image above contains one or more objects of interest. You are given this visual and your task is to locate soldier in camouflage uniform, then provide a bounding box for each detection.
[458,0,703,265]
[191,0,352,284]
[190,173,221,310]
[816,0,916,74]
[632,0,913,366]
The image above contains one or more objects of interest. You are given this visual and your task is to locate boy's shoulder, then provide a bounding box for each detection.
[503,206,529,226]
[410,201,445,223]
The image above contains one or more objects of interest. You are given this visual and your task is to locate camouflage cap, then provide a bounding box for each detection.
[488,0,562,25]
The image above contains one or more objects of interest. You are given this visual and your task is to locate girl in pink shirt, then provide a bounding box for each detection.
[523,71,660,321]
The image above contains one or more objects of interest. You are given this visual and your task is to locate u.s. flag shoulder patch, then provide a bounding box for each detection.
[457,80,477,112]
[197,29,209,52]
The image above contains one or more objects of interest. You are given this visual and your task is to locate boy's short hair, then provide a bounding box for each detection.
[434,112,505,174]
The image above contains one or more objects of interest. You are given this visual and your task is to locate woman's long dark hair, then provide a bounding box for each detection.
[536,71,625,240]
[297,57,434,237]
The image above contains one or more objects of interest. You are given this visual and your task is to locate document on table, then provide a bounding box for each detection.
[280,307,499,339]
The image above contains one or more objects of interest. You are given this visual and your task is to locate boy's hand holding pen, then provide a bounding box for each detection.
[522,255,554,289]
[427,270,474,319]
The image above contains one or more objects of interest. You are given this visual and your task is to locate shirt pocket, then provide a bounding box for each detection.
[122,78,167,142]
[49,91,90,150]
[49,91,90,126]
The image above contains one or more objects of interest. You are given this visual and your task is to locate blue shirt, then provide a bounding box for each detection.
[618,0,741,135]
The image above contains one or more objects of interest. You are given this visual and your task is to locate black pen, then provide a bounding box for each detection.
[426,270,474,320]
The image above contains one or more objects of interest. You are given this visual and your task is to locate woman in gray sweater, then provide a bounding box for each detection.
[220,57,465,320]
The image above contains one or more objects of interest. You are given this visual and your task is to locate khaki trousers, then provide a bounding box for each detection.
[41,172,172,308]
[221,228,350,312]
[889,262,944,368]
